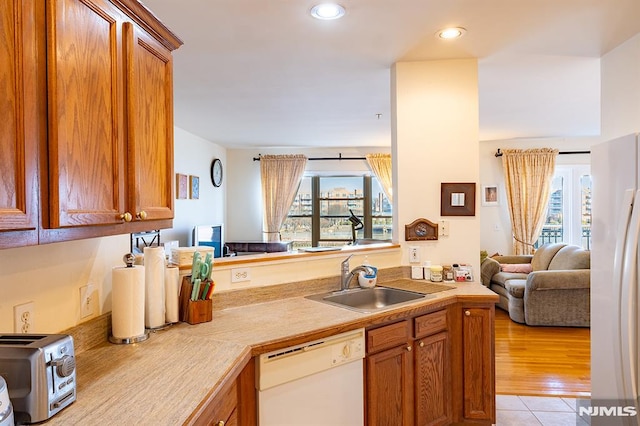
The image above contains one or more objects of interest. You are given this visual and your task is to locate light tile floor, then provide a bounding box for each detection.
[496,395,590,425]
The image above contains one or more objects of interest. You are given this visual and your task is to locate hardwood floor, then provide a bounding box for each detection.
[494,308,591,397]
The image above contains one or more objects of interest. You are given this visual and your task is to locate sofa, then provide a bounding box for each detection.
[480,243,590,327]
[224,241,292,256]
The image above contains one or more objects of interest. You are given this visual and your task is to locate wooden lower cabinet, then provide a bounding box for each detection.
[186,358,256,426]
[460,306,495,423]
[415,331,451,426]
[366,309,452,426]
[367,341,414,425]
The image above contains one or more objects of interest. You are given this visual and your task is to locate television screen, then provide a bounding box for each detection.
[192,224,223,258]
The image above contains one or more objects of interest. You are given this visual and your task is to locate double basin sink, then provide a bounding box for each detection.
[306,286,434,313]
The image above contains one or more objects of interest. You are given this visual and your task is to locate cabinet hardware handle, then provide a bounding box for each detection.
[419,341,424,347]
[465,310,471,316]
[406,345,412,351]
[136,211,148,220]
[216,421,225,426]
[119,212,132,222]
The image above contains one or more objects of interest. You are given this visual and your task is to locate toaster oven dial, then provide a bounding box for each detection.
[51,355,76,377]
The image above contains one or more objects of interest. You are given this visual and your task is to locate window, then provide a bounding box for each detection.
[535,165,591,249]
[281,175,392,248]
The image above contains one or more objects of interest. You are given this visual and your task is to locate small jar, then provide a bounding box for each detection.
[422,261,432,281]
[443,265,454,281]
[430,265,443,282]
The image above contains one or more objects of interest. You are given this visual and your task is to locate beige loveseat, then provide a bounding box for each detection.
[480,243,590,327]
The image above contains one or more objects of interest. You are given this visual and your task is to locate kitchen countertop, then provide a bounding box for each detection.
[48,281,497,425]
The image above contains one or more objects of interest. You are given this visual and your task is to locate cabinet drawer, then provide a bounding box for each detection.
[367,320,410,353]
[414,309,447,339]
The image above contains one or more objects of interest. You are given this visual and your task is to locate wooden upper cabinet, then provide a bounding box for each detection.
[46,0,126,228]
[124,23,174,221]
[0,0,39,244]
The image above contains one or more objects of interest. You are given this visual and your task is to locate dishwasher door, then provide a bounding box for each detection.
[256,328,365,426]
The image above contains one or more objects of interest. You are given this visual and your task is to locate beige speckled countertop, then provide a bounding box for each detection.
[48,280,497,425]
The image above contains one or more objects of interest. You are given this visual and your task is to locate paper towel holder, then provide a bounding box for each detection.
[109,254,151,345]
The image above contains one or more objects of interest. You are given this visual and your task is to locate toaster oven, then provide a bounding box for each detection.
[0,334,76,424]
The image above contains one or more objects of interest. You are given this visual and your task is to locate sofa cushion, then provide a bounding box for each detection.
[531,243,567,271]
[547,245,590,270]
[501,263,533,273]
[505,279,526,298]
[491,271,529,287]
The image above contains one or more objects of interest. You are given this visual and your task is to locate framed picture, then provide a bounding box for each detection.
[189,175,200,199]
[176,173,188,199]
[441,182,476,216]
[482,184,499,206]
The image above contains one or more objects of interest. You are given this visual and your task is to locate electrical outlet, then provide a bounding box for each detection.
[14,302,34,333]
[409,246,420,263]
[231,267,251,283]
[80,284,97,319]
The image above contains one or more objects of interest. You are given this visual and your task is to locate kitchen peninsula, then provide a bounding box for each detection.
[49,275,498,425]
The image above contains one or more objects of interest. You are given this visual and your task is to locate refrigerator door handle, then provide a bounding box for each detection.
[617,189,639,406]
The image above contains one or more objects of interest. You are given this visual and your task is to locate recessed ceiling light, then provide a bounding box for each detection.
[310,3,346,20]
[436,27,466,40]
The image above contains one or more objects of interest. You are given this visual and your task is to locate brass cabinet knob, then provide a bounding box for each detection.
[419,341,425,348]
[465,310,471,316]
[216,421,225,426]
[136,210,148,220]
[119,212,132,222]
[406,345,412,352]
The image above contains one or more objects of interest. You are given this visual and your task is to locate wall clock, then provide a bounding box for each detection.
[210,158,223,187]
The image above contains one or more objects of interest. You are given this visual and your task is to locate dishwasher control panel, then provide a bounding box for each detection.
[331,336,364,365]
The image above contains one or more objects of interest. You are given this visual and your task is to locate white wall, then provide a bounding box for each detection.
[478,137,596,256]
[601,33,640,140]
[392,59,481,274]
[225,147,391,242]
[161,127,226,246]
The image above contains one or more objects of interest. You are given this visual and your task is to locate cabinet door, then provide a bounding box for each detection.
[366,344,414,426]
[0,0,39,245]
[124,23,174,222]
[462,307,495,422]
[46,0,126,228]
[415,331,451,426]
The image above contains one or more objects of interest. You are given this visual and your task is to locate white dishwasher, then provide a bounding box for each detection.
[256,328,365,426]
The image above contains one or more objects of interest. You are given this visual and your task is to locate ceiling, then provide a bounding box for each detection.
[141,0,640,148]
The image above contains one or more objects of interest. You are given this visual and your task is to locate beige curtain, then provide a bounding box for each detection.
[260,155,308,242]
[501,148,558,255]
[365,153,393,202]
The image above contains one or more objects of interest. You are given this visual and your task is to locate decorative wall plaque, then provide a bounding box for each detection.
[405,218,438,241]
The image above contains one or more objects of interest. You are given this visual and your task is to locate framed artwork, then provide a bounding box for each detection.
[190,175,200,199]
[176,173,188,199]
[482,184,499,206]
[441,182,476,216]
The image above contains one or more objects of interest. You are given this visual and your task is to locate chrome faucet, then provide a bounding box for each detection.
[340,255,375,291]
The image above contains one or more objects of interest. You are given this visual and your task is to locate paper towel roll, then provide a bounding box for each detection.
[164,266,180,323]
[144,246,166,329]
[111,265,145,339]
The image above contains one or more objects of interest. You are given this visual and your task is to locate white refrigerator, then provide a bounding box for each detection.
[591,133,640,424]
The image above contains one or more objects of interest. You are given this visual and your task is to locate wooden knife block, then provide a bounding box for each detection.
[179,276,213,325]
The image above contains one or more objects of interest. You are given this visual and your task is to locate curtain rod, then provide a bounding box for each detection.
[253,153,366,161]
[494,148,591,157]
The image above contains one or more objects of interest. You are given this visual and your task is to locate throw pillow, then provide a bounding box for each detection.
[501,263,533,274]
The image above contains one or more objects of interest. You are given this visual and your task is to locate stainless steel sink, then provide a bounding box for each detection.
[306,286,431,313]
